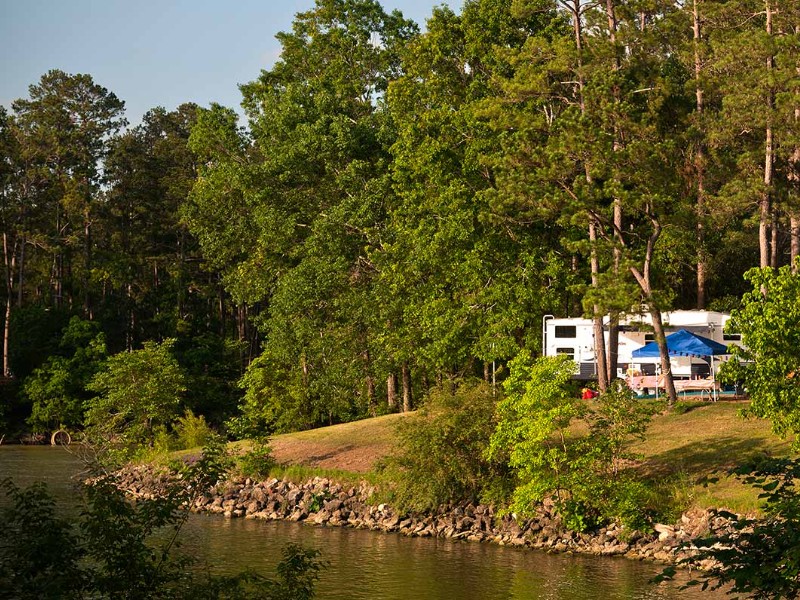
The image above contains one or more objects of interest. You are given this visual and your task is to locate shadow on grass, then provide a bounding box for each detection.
[641,435,776,479]
[300,444,357,465]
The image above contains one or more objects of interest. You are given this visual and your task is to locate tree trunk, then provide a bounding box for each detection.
[402,362,413,413]
[3,294,10,378]
[650,308,678,405]
[364,350,375,416]
[791,214,800,271]
[17,236,24,307]
[83,211,92,318]
[2,233,17,378]
[605,0,621,383]
[177,228,185,320]
[771,210,779,269]
[387,373,397,410]
[126,282,135,351]
[693,0,708,309]
[627,211,677,405]
[589,219,609,391]
[761,0,774,270]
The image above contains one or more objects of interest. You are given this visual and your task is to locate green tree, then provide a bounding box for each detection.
[186,0,418,430]
[381,0,564,392]
[11,70,126,316]
[483,0,695,402]
[101,104,204,349]
[488,353,653,530]
[23,317,107,432]
[85,339,186,458]
[722,263,800,445]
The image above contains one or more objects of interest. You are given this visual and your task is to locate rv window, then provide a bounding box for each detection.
[556,347,575,360]
[644,333,655,342]
[723,333,741,341]
[554,326,577,338]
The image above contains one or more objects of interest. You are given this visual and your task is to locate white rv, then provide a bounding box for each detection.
[542,310,742,380]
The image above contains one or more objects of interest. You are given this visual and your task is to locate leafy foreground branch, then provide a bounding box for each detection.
[0,443,324,600]
[659,457,800,599]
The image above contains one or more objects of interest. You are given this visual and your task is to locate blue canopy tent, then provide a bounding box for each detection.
[631,329,730,400]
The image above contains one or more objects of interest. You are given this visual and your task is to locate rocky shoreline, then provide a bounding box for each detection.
[117,465,733,568]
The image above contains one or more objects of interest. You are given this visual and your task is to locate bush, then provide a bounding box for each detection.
[661,457,800,599]
[236,441,277,480]
[23,317,107,432]
[0,443,324,599]
[85,339,186,465]
[381,380,512,512]
[174,409,216,450]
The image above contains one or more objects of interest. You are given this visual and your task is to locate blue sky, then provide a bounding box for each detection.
[0,0,457,126]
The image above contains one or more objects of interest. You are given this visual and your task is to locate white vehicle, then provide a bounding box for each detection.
[541,310,743,380]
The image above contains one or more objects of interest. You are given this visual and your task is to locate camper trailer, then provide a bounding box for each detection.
[542,310,742,380]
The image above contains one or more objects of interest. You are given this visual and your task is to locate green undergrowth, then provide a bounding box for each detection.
[164,401,794,519]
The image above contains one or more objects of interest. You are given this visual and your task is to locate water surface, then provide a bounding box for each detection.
[0,446,726,599]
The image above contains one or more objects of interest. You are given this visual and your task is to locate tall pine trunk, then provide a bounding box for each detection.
[590,219,609,391]
[693,0,708,308]
[2,233,16,378]
[761,0,775,270]
[567,0,608,391]
[605,0,622,383]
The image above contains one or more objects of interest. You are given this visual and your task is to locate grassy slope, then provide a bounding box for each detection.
[633,400,793,512]
[247,401,793,514]
[228,412,411,481]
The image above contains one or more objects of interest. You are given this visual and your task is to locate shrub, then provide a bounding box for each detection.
[85,339,186,465]
[382,380,511,512]
[236,441,277,480]
[0,443,324,599]
[174,409,216,450]
[661,457,800,599]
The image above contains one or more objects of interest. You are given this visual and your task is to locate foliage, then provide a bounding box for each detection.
[382,380,511,512]
[185,0,419,429]
[0,443,324,599]
[173,409,216,450]
[173,333,245,428]
[488,353,654,531]
[6,0,800,448]
[84,339,186,463]
[0,480,86,598]
[661,457,800,599]
[721,264,800,448]
[7,306,71,381]
[235,440,277,481]
[23,317,107,432]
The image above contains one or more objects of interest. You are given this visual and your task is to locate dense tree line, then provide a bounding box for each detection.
[2,0,798,435]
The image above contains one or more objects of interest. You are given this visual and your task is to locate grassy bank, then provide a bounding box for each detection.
[632,400,793,513]
[232,401,792,515]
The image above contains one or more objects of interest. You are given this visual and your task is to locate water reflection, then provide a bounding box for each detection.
[1,447,726,600]
[181,514,721,600]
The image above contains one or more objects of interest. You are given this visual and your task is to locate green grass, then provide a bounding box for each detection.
[181,401,794,516]
[631,400,794,513]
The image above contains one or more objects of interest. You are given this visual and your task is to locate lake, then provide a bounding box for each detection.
[0,446,727,599]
